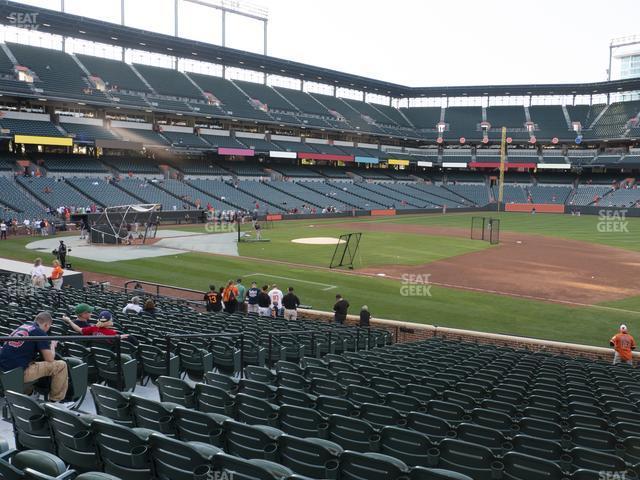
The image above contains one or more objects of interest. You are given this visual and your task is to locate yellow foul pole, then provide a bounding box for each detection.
[497,126,507,212]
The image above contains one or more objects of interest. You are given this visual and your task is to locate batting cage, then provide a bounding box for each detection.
[470,216,500,245]
[90,204,161,245]
[330,232,362,269]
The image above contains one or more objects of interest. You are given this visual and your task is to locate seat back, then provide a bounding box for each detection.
[5,390,54,452]
[44,403,100,470]
[92,418,152,480]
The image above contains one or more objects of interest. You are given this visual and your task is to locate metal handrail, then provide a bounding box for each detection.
[0,334,125,391]
[164,332,245,377]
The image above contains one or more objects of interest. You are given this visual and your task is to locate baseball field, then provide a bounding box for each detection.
[2,211,639,347]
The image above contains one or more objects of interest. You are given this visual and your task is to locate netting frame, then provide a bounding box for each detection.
[90,203,161,245]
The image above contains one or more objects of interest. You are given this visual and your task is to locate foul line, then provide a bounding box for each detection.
[244,272,337,291]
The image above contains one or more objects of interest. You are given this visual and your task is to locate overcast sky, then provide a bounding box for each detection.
[12,0,640,87]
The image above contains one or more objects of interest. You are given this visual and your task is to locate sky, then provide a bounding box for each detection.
[10,0,640,87]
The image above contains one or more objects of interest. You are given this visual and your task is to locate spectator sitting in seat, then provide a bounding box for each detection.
[71,303,94,328]
[0,311,70,405]
[63,310,128,340]
[122,297,143,315]
[141,299,157,317]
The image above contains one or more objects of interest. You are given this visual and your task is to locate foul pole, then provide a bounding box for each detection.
[497,126,507,212]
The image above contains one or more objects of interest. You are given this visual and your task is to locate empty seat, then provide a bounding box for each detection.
[277,434,342,479]
[148,433,220,480]
[173,407,228,447]
[380,426,436,467]
[327,414,381,452]
[339,451,410,480]
[434,439,502,480]
[406,412,455,441]
[223,419,282,461]
[278,405,328,438]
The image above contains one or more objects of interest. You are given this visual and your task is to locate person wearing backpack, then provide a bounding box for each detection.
[222,280,239,314]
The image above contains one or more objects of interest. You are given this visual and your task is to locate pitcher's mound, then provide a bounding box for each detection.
[291,237,346,245]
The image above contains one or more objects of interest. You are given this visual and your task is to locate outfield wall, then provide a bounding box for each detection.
[299,308,637,363]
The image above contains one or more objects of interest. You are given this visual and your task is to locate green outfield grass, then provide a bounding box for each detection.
[0,211,637,347]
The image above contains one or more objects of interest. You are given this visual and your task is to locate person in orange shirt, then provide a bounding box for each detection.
[222,280,239,314]
[49,260,64,290]
[610,324,636,366]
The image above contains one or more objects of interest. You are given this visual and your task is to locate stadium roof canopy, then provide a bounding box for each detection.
[2,0,640,98]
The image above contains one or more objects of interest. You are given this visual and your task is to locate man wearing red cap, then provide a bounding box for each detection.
[610,324,636,366]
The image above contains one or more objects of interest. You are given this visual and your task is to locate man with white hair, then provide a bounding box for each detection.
[0,311,69,403]
[610,324,636,366]
[122,296,143,314]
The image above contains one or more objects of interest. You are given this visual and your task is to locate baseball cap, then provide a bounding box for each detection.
[98,310,112,321]
[620,324,628,333]
[74,303,94,315]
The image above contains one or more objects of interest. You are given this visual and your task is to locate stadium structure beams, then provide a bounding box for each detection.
[1,1,640,100]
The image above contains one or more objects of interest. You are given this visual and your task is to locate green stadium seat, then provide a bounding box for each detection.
[405,384,438,403]
[173,407,228,447]
[0,449,67,480]
[245,366,276,385]
[339,451,410,480]
[510,434,568,468]
[385,392,425,413]
[406,412,455,441]
[44,403,103,470]
[92,418,154,480]
[501,452,565,480]
[434,439,502,480]
[223,419,282,461]
[310,378,346,398]
[157,376,196,408]
[238,379,277,402]
[455,423,508,454]
[517,417,564,442]
[316,396,359,417]
[425,401,467,424]
[277,435,342,479]
[328,414,381,452]
[379,426,436,467]
[346,385,384,406]
[195,383,236,416]
[91,347,138,392]
[139,344,179,384]
[278,405,328,438]
[129,395,177,436]
[204,373,239,393]
[276,372,309,391]
[148,434,220,480]
[236,393,280,426]
[359,403,406,429]
[274,387,316,409]
[5,391,54,452]
[409,466,474,480]
[568,447,627,473]
[213,452,294,480]
[469,408,515,434]
[176,343,214,381]
[90,384,134,426]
